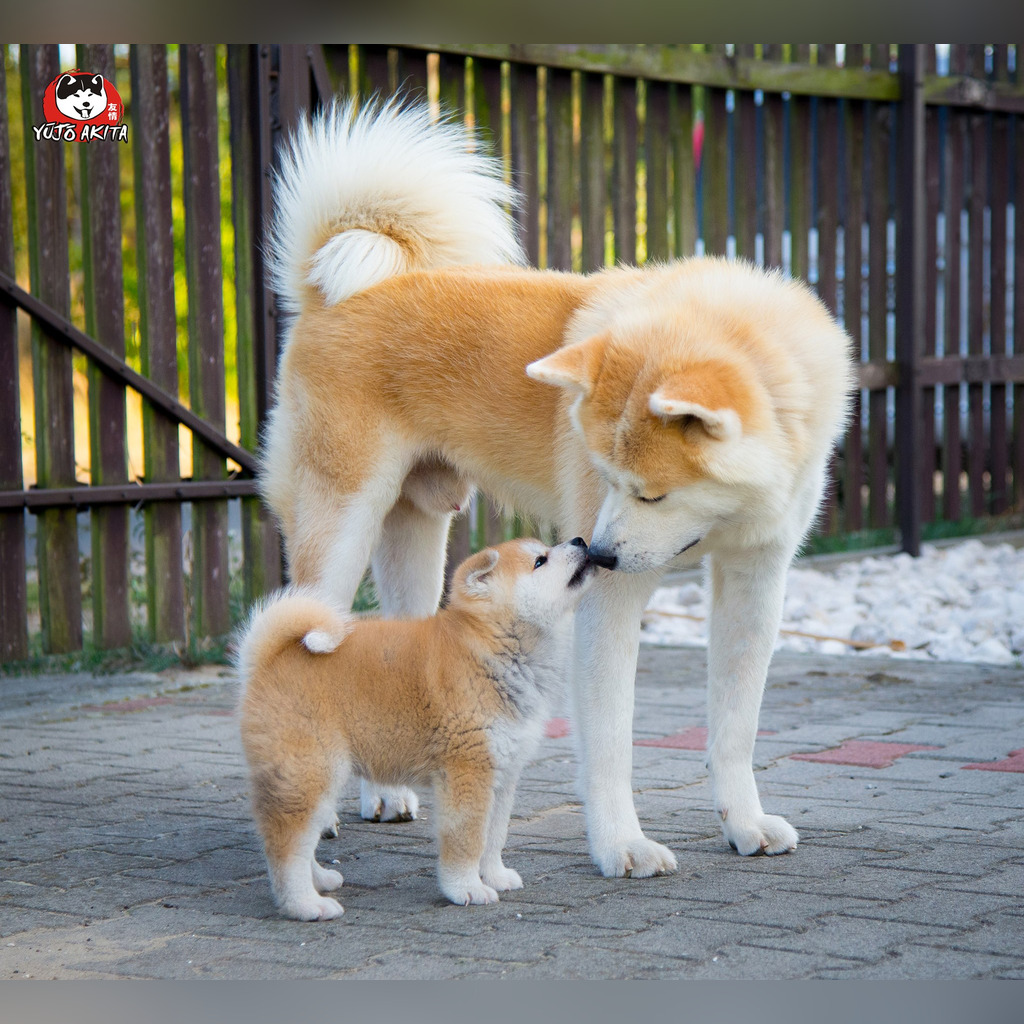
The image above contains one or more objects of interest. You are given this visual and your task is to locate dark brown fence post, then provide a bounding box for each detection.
[0,58,28,661]
[895,44,925,556]
[510,61,541,267]
[180,44,230,640]
[546,67,574,270]
[580,72,607,272]
[612,75,638,264]
[78,43,131,648]
[228,44,282,609]
[20,44,83,654]
[131,44,185,643]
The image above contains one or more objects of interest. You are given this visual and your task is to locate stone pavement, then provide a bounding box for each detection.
[1,645,1022,981]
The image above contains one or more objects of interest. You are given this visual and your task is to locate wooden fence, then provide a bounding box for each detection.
[1,43,1023,663]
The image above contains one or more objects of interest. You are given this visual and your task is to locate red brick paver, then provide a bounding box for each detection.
[962,748,1024,772]
[790,739,941,768]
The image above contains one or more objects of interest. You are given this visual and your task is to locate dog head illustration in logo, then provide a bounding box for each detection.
[54,72,108,121]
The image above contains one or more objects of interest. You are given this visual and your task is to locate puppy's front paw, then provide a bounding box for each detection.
[723,812,798,856]
[439,869,500,906]
[313,863,344,892]
[592,835,677,878]
[481,865,523,892]
[280,895,344,921]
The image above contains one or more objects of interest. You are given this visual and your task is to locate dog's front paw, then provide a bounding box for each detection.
[481,864,523,892]
[593,835,677,878]
[280,895,344,921]
[722,812,798,856]
[320,814,340,839]
[360,782,419,822]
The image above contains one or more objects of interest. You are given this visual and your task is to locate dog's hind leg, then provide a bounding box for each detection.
[706,544,799,856]
[571,569,679,878]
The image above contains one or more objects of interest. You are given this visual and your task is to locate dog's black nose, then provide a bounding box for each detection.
[569,536,587,548]
[587,547,618,570]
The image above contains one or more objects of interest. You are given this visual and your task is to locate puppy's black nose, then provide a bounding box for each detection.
[587,547,618,570]
[569,536,587,548]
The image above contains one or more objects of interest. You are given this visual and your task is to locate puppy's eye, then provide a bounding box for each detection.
[533,555,548,569]
[637,494,666,504]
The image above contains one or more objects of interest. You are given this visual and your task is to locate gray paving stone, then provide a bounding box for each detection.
[1,647,1023,979]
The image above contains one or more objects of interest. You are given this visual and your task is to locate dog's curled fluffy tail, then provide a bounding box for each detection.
[269,96,525,315]
[235,588,353,683]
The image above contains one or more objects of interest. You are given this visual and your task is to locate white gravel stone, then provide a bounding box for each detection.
[642,538,1024,666]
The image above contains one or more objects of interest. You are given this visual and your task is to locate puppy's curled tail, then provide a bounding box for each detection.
[235,588,353,684]
[269,95,525,317]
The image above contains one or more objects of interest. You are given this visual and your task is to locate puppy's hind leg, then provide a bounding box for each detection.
[361,473,465,822]
[254,760,350,921]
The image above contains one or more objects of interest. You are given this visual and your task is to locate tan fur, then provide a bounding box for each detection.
[237,538,594,919]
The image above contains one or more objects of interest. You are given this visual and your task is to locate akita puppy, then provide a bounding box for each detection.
[237,537,595,920]
[260,98,855,878]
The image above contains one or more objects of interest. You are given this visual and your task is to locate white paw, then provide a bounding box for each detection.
[481,865,523,892]
[314,866,344,892]
[280,895,344,921]
[320,815,340,839]
[592,835,678,878]
[360,784,419,822]
[723,812,799,856]
[439,873,500,906]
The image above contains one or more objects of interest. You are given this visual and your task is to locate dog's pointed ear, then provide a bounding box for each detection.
[526,333,608,395]
[462,547,500,596]
[648,367,744,442]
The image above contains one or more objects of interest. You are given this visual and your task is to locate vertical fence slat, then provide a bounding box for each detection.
[78,43,131,648]
[842,88,866,533]
[921,47,940,527]
[989,101,1009,515]
[580,73,607,272]
[788,45,813,281]
[228,45,282,608]
[866,50,891,530]
[895,44,926,555]
[644,80,669,262]
[669,81,696,258]
[510,62,540,267]
[733,82,759,262]
[181,44,230,639]
[1015,51,1024,512]
[545,67,574,270]
[967,100,988,518]
[0,57,28,661]
[21,44,83,654]
[393,47,429,100]
[612,76,638,264]
[131,44,185,644]
[761,45,786,269]
[942,51,967,522]
[702,82,729,256]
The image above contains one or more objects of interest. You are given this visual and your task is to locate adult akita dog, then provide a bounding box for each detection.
[260,98,855,878]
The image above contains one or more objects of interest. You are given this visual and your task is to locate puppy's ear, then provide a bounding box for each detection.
[648,362,757,442]
[526,333,609,395]
[461,548,500,597]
